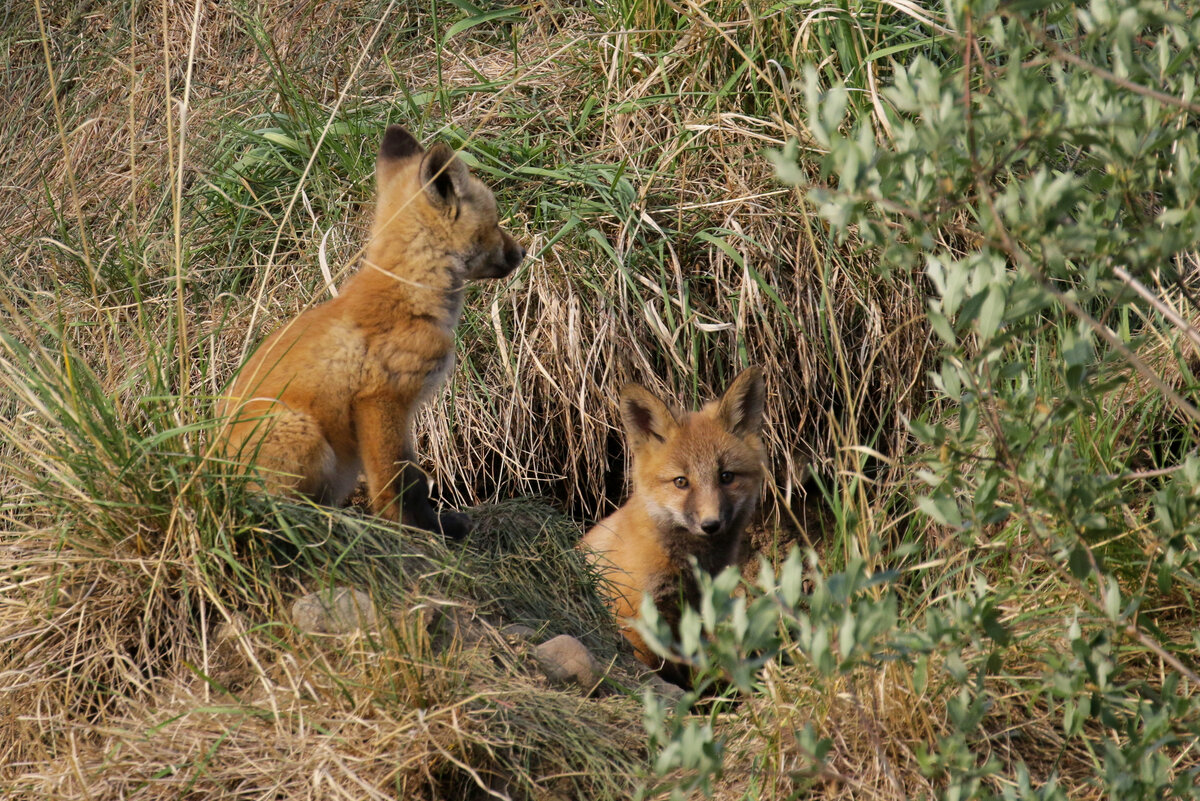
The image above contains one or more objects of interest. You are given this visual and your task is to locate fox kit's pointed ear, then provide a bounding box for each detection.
[379,125,424,162]
[419,142,468,212]
[377,126,423,188]
[718,367,765,438]
[620,384,677,447]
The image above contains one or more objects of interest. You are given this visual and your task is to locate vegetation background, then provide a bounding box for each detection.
[1,0,1198,798]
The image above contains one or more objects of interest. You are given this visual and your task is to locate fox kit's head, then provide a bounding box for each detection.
[370,125,525,280]
[620,368,766,542]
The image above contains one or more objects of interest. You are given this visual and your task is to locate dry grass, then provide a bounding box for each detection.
[0,496,646,799]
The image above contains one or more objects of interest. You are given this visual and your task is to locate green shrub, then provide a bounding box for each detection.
[644,1,1200,797]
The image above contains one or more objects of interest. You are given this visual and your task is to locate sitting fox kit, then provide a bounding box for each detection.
[218,125,524,538]
[580,368,766,680]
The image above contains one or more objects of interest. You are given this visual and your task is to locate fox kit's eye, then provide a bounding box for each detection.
[718,470,735,485]
[673,476,689,489]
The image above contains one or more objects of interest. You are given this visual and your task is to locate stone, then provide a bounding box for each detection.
[534,634,601,690]
[426,604,487,648]
[500,624,538,642]
[643,673,686,702]
[205,615,254,692]
[291,587,378,635]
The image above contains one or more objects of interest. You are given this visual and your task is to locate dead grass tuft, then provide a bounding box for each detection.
[0,498,645,799]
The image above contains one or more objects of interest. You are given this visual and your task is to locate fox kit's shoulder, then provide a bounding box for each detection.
[580,368,766,674]
[218,125,524,538]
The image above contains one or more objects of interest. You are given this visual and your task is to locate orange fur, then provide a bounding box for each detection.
[580,368,766,682]
[216,126,524,538]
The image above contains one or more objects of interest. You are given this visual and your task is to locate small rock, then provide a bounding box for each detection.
[205,615,254,692]
[643,673,685,702]
[215,618,243,643]
[292,587,378,635]
[500,624,538,642]
[535,634,601,690]
[426,604,487,648]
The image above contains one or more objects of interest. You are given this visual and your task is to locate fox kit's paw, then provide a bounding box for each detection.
[436,509,474,541]
[400,502,472,540]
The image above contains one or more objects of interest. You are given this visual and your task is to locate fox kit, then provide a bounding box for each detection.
[580,368,766,681]
[217,125,524,539]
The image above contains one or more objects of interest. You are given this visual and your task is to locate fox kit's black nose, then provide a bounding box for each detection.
[700,519,722,535]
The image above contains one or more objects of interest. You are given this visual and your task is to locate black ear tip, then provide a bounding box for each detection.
[619,382,650,411]
[737,366,765,393]
[621,401,656,439]
[721,367,766,435]
[380,125,423,161]
[424,141,459,165]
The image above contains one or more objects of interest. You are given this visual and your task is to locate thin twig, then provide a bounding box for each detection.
[1113,266,1200,351]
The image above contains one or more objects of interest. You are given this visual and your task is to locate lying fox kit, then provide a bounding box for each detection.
[217,125,525,539]
[580,368,766,682]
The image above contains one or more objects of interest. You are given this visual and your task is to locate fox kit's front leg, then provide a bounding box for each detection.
[355,397,471,539]
[354,396,427,522]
